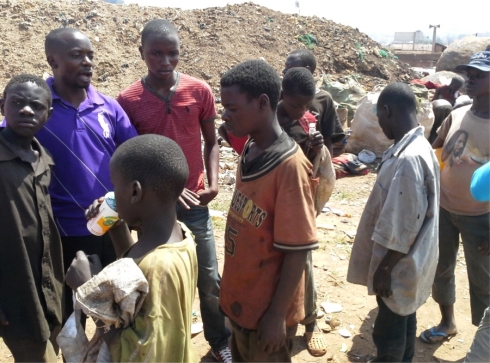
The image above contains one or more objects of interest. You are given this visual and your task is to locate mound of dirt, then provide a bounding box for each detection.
[0,0,419,97]
[436,36,490,73]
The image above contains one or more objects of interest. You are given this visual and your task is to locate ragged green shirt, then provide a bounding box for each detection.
[110,224,198,362]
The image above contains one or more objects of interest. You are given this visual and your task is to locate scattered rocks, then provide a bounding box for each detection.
[338,328,352,338]
[322,302,343,313]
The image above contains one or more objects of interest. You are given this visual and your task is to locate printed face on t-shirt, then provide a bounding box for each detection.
[442,130,469,167]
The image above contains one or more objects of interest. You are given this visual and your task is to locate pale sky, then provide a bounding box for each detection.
[124,0,489,43]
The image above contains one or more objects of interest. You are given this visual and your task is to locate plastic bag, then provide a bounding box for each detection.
[319,76,366,122]
[312,145,336,216]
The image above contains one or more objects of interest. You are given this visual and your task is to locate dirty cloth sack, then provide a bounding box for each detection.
[57,258,149,362]
[345,86,434,157]
[312,145,336,216]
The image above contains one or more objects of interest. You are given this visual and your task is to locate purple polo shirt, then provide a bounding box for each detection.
[34,77,138,236]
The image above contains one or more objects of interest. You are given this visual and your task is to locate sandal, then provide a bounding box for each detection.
[419,327,456,344]
[305,331,327,357]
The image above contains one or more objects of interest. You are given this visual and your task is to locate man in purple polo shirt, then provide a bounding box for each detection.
[38,28,137,321]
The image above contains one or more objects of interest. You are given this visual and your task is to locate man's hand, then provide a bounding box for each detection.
[0,307,8,326]
[177,188,201,209]
[373,265,393,298]
[197,187,218,206]
[85,197,104,220]
[478,232,490,256]
[307,131,324,153]
[257,310,286,354]
[65,251,102,291]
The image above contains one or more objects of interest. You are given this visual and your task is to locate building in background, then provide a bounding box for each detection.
[394,30,424,43]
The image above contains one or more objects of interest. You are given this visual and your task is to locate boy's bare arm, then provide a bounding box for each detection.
[432,87,441,101]
[199,119,219,205]
[373,249,406,298]
[107,222,134,259]
[257,249,308,354]
[218,124,231,145]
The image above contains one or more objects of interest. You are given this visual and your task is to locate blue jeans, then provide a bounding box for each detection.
[432,208,490,325]
[372,296,417,362]
[177,204,231,351]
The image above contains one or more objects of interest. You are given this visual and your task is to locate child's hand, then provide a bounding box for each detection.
[307,131,324,153]
[257,310,286,354]
[0,307,8,326]
[197,187,218,206]
[373,265,392,298]
[66,251,103,291]
[85,197,105,220]
[178,188,201,209]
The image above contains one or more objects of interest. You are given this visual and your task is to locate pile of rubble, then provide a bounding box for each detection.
[0,0,418,98]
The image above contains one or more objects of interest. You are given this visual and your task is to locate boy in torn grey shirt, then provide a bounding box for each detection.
[347,83,440,362]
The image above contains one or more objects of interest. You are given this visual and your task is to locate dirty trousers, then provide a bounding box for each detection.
[372,296,416,362]
[2,336,57,363]
[464,306,490,362]
[432,208,490,325]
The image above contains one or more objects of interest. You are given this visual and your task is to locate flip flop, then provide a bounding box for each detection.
[419,327,456,344]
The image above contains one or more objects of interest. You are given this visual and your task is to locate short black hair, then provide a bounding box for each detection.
[220,59,281,110]
[3,74,52,107]
[289,49,317,73]
[110,135,189,204]
[141,19,179,46]
[45,28,86,56]
[282,67,316,98]
[378,82,417,114]
[449,76,464,88]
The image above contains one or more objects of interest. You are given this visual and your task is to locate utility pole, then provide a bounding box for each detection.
[295,1,300,16]
[429,24,440,53]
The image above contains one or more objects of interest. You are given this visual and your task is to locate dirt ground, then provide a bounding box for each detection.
[0,0,419,97]
[0,172,477,363]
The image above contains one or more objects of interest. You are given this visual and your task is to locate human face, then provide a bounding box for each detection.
[49,32,94,89]
[283,54,308,75]
[465,68,490,99]
[140,33,180,81]
[1,82,52,139]
[281,93,313,121]
[221,85,261,138]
